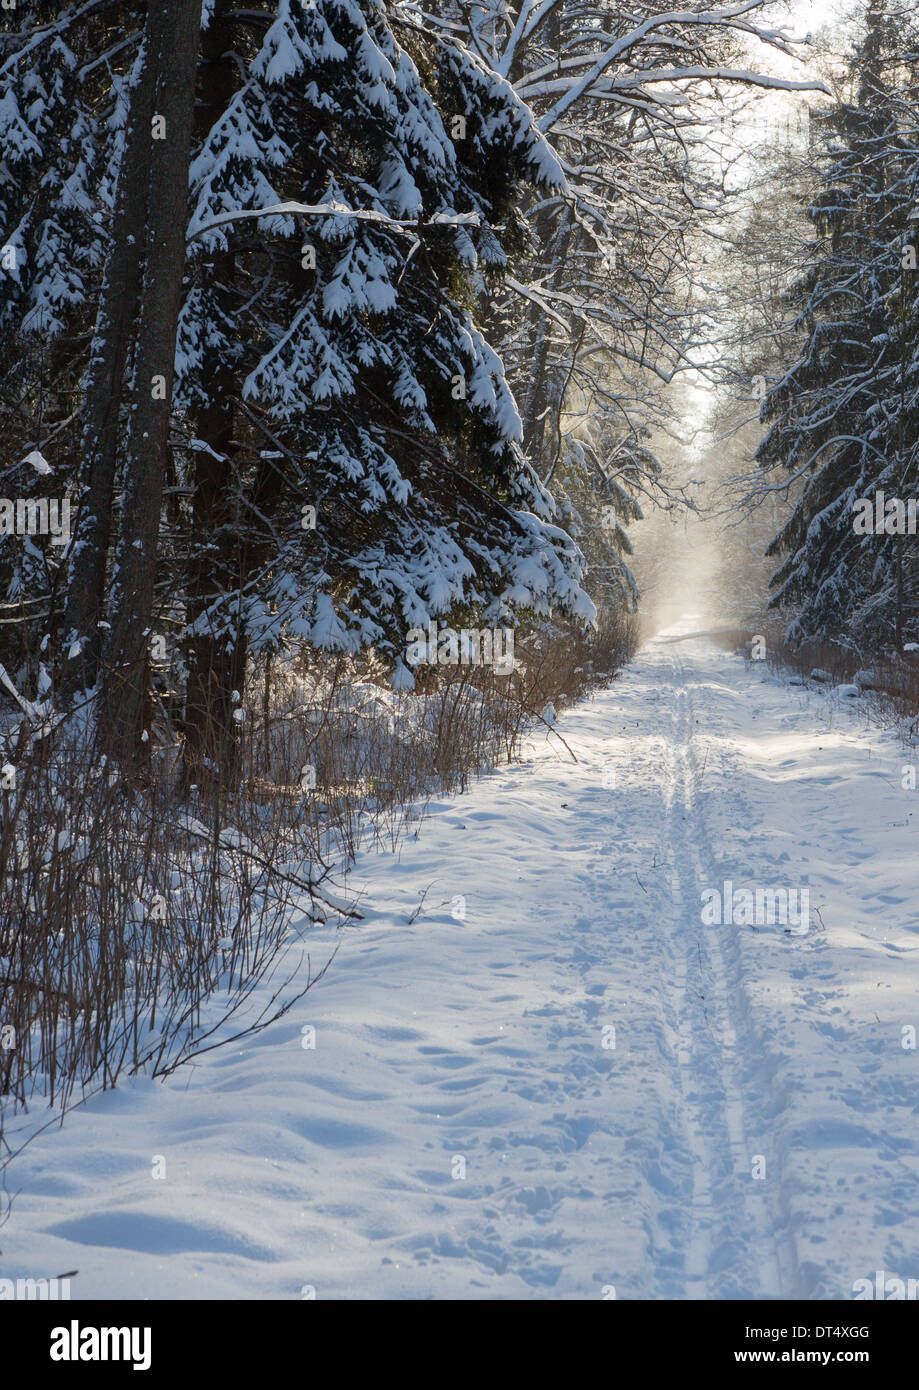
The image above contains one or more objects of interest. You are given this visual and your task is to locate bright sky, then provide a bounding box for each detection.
[784,0,857,28]
[766,0,861,37]
[663,5,857,444]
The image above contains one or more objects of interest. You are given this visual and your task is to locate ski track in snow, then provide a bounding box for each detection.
[4,618,919,1299]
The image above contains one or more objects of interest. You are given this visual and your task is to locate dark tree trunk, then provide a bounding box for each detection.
[99,0,202,770]
[181,0,247,791]
[182,412,246,791]
[60,27,157,697]
[521,206,575,468]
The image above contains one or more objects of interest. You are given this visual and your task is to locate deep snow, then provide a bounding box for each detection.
[3,617,918,1299]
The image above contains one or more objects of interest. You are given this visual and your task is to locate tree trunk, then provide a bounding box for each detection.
[60,30,156,697]
[181,0,247,792]
[522,206,574,467]
[181,416,245,791]
[99,0,202,770]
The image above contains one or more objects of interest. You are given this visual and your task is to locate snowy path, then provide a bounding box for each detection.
[4,618,919,1299]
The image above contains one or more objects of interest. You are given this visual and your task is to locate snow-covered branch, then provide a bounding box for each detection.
[187,201,482,244]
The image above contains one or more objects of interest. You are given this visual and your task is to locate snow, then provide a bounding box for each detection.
[187,200,481,244]
[4,619,919,1298]
[21,449,51,474]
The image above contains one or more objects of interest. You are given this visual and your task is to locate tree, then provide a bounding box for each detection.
[412,0,825,617]
[755,0,919,652]
[0,0,135,684]
[60,2,156,698]
[167,0,596,779]
[96,0,202,767]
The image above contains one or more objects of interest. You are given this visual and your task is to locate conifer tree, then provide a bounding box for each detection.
[758,0,919,651]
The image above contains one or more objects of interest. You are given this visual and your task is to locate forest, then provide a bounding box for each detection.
[1,0,919,1322]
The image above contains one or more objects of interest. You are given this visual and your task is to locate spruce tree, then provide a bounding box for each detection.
[172,0,593,775]
[758,0,919,652]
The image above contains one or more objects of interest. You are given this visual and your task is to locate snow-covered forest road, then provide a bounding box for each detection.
[5,620,919,1300]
